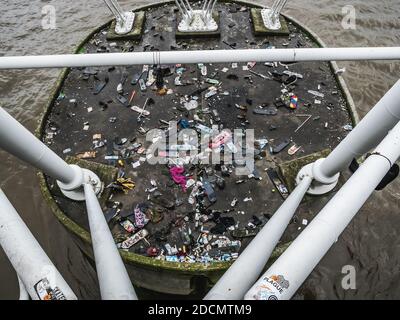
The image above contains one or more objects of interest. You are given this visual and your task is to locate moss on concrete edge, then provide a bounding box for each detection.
[250,8,290,36]
[38,171,92,243]
[279,149,331,192]
[107,11,146,41]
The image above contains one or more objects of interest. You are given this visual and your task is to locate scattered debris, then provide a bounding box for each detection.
[267,168,289,199]
[294,114,312,133]
[107,177,135,194]
[76,151,96,159]
[288,144,302,155]
[343,124,353,131]
[170,166,188,192]
[271,139,291,154]
[119,229,149,250]
[45,4,352,265]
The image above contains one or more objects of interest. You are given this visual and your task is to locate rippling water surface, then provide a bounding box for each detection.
[0,0,399,299]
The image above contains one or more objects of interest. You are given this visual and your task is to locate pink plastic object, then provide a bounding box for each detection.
[170,166,187,192]
[210,131,232,149]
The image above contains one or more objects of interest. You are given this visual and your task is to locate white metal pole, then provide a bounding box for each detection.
[0,107,77,184]
[83,183,137,300]
[103,0,135,35]
[109,0,125,17]
[276,0,288,14]
[204,175,312,300]
[0,107,101,201]
[245,120,400,300]
[175,0,186,17]
[302,79,400,194]
[0,47,399,69]
[271,0,279,12]
[184,0,193,12]
[103,0,124,21]
[202,0,208,11]
[209,0,218,17]
[0,189,77,300]
[18,276,30,300]
[263,0,288,30]
[176,0,189,18]
[317,79,400,179]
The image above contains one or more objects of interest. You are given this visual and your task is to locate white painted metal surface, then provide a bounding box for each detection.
[83,183,137,300]
[204,175,312,300]
[176,0,218,32]
[1,47,400,69]
[0,107,76,185]
[296,160,340,195]
[245,119,400,300]
[0,189,77,300]
[18,276,30,300]
[318,79,400,178]
[299,79,400,194]
[103,0,135,35]
[261,0,289,30]
[114,12,135,35]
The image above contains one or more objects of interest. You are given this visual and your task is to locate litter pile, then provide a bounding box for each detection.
[76,60,315,264]
[44,2,352,265]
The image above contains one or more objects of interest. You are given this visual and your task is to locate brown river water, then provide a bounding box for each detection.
[0,0,399,299]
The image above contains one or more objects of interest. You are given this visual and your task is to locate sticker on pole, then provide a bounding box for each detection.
[252,275,290,300]
[34,277,66,300]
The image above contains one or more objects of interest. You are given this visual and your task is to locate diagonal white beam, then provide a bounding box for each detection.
[204,175,312,300]
[245,118,400,300]
[0,189,77,300]
[301,79,400,195]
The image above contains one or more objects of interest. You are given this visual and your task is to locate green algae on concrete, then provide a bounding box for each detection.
[65,156,118,206]
[278,149,331,192]
[250,8,290,36]
[107,11,146,41]
[38,171,92,243]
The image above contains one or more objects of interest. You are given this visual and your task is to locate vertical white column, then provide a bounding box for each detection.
[103,0,124,21]
[83,183,137,300]
[103,0,135,35]
[0,107,101,201]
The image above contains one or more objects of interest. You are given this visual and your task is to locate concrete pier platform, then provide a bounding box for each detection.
[38,1,354,297]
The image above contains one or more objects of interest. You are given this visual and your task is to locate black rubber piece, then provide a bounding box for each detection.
[349,158,399,191]
[376,164,399,191]
[349,158,359,173]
